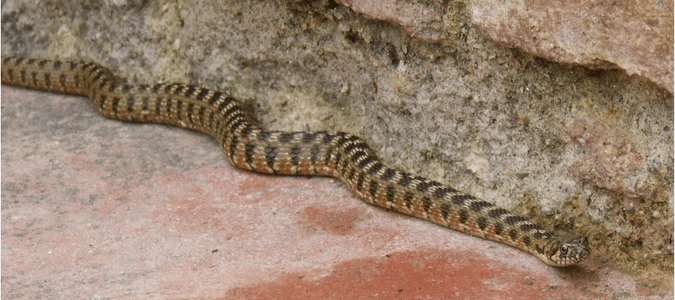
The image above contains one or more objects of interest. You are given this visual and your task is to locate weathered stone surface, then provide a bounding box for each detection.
[471,0,673,94]
[567,119,656,200]
[338,0,448,42]
[340,0,673,93]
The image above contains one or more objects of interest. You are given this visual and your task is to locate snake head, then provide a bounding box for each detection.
[545,232,590,267]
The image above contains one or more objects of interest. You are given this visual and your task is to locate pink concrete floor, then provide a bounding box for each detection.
[2,87,670,299]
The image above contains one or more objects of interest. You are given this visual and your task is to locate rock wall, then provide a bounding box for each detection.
[341,0,674,93]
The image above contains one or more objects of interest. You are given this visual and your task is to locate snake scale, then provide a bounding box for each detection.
[1,55,589,266]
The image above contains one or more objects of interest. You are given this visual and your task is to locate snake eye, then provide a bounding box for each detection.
[560,245,568,254]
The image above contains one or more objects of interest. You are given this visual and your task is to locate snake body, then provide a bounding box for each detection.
[1,55,589,266]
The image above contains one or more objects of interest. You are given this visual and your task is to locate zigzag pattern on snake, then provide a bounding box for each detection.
[1,55,589,266]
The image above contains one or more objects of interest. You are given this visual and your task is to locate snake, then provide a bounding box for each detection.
[1,55,590,266]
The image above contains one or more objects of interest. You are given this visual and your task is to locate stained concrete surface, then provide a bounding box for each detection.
[2,86,670,299]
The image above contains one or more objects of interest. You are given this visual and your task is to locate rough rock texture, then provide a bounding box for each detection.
[567,120,657,200]
[338,0,452,42]
[471,0,674,94]
[1,0,673,296]
[341,0,674,93]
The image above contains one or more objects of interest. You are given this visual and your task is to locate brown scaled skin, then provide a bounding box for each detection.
[1,55,591,267]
